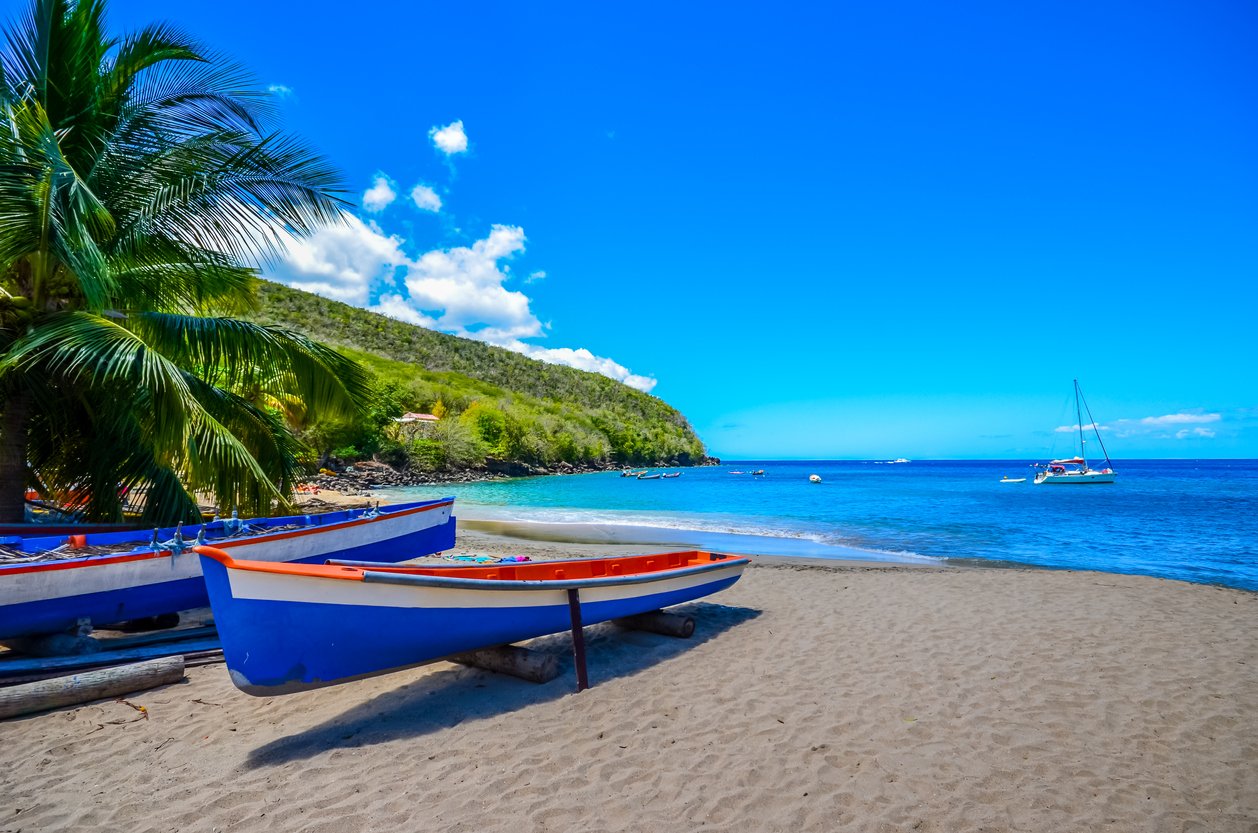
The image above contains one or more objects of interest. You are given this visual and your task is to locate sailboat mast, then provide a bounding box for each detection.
[1078,380,1113,466]
[1074,378,1087,466]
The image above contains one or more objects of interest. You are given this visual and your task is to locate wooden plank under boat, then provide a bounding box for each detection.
[196,546,751,696]
[0,498,456,640]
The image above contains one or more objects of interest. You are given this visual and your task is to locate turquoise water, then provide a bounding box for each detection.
[383,460,1258,591]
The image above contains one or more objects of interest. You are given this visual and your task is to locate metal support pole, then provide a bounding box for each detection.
[567,588,589,692]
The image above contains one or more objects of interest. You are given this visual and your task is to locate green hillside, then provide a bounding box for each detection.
[249,281,709,472]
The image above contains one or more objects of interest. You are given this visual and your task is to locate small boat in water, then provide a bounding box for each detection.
[197,546,750,695]
[660,472,681,479]
[637,472,662,480]
[0,498,456,640]
[620,469,648,478]
[1033,379,1117,485]
[750,470,765,476]
[1000,477,1026,484]
[809,474,822,483]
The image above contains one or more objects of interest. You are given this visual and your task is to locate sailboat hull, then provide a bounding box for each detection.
[1034,471,1116,485]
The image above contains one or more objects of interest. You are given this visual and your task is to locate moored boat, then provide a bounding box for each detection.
[660,472,681,479]
[637,472,662,480]
[197,546,750,695]
[0,498,456,640]
[1033,379,1117,485]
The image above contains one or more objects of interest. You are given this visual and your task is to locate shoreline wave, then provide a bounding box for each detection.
[456,515,942,565]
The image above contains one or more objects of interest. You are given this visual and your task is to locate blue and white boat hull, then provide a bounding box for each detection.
[199,550,749,695]
[0,499,455,640]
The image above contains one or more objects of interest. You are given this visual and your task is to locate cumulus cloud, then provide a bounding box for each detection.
[370,293,437,328]
[410,183,442,213]
[265,214,407,304]
[504,342,657,392]
[362,174,397,213]
[403,225,538,339]
[526,270,547,283]
[429,120,468,155]
[266,219,657,391]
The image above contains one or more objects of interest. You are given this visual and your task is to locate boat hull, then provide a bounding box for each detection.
[1033,472,1116,484]
[200,551,748,695]
[0,499,456,640]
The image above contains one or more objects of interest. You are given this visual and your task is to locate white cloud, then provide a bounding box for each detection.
[265,213,407,304]
[362,174,397,213]
[370,293,437,328]
[1139,412,1221,426]
[410,183,442,213]
[1175,427,1216,440]
[502,342,657,392]
[429,120,468,155]
[403,225,539,339]
[267,84,293,97]
[526,270,547,283]
[267,219,658,391]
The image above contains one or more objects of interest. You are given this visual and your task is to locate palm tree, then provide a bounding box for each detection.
[0,0,369,523]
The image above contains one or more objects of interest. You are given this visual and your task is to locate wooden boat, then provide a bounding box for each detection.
[0,498,456,640]
[197,546,750,695]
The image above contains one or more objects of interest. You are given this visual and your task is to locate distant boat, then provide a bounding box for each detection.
[891,458,910,464]
[809,474,822,483]
[620,469,647,478]
[750,469,765,476]
[0,498,456,640]
[1033,379,1117,485]
[1000,477,1026,484]
[198,546,750,695]
[660,472,681,479]
[729,470,745,475]
[637,473,662,480]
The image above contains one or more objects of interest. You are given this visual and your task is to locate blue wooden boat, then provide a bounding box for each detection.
[0,498,455,640]
[197,546,750,695]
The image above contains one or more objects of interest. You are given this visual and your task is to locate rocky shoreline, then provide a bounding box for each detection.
[304,457,721,497]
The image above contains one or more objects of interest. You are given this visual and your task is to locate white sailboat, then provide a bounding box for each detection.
[1033,379,1117,485]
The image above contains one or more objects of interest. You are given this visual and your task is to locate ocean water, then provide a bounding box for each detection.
[383,460,1258,591]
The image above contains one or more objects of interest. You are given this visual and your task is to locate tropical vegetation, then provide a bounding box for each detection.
[251,281,709,473]
[0,0,368,523]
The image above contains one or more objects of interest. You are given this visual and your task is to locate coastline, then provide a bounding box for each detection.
[3,526,1254,832]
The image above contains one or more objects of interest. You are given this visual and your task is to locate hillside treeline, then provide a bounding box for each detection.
[250,282,709,473]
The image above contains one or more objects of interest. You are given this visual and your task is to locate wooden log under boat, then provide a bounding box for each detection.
[451,645,561,683]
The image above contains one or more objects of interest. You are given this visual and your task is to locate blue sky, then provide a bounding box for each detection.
[107,0,1257,458]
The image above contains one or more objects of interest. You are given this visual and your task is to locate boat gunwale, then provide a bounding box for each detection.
[0,498,454,575]
[198,546,750,592]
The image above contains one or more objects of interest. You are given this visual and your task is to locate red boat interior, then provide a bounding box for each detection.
[195,547,739,583]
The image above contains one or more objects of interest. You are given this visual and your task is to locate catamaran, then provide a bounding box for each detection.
[1033,379,1116,485]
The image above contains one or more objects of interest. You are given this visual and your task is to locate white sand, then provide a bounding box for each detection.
[2,530,1255,832]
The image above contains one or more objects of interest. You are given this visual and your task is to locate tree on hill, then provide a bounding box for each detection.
[0,0,367,523]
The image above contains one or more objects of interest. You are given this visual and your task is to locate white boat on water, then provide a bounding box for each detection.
[1033,380,1117,485]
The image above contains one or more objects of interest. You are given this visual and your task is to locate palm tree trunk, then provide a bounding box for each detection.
[0,390,30,523]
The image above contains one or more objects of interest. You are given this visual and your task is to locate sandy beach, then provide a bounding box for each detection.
[2,529,1255,832]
